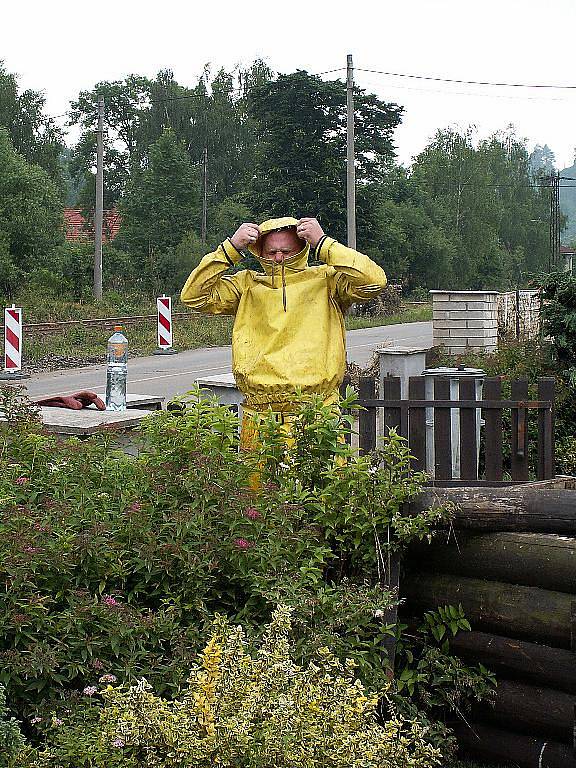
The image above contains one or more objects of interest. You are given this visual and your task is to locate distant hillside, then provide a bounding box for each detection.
[561,163,576,245]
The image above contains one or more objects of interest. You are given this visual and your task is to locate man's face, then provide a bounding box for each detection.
[261,229,303,263]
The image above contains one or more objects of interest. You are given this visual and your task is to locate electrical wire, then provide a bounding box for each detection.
[356,67,576,91]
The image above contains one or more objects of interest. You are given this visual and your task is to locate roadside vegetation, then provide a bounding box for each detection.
[0,384,494,767]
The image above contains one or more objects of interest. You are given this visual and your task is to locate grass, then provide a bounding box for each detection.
[14,293,432,371]
[346,304,432,329]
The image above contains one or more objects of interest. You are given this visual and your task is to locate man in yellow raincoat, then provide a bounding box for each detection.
[180,216,387,449]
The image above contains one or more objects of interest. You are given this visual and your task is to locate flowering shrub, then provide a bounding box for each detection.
[23,607,442,768]
[0,384,475,760]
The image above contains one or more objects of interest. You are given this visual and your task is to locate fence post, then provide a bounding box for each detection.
[382,375,403,435]
[483,377,503,482]
[459,378,479,482]
[408,376,426,472]
[511,379,529,481]
[358,376,376,454]
[434,377,452,481]
[537,377,555,480]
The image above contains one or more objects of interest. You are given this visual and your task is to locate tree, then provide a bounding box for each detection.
[529,144,556,177]
[118,129,201,279]
[0,61,64,182]
[410,126,549,289]
[68,62,272,215]
[246,70,403,240]
[356,171,456,290]
[0,129,64,297]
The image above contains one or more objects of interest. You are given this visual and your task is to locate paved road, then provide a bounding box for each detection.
[23,321,432,402]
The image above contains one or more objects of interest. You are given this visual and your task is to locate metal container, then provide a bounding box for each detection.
[422,366,486,479]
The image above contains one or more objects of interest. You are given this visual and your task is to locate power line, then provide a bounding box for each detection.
[356,67,576,91]
[356,75,570,103]
[310,67,346,76]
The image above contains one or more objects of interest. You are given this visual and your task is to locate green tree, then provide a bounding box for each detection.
[356,172,456,290]
[246,70,403,240]
[68,62,272,215]
[0,129,64,298]
[0,61,64,182]
[410,126,549,289]
[118,129,201,288]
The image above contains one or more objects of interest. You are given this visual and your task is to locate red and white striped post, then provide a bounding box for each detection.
[153,295,177,355]
[1,305,29,380]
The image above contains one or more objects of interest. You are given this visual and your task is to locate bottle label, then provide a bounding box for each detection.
[109,343,126,360]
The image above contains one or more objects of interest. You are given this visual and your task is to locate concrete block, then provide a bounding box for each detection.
[433,320,468,330]
[438,310,496,322]
[466,319,495,329]
[432,301,468,312]
[450,328,499,339]
[466,300,499,311]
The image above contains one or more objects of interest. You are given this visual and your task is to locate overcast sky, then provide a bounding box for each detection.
[2,0,575,169]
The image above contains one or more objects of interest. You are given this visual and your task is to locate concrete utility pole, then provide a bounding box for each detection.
[548,170,560,271]
[346,54,357,249]
[94,96,105,301]
[201,146,208,245]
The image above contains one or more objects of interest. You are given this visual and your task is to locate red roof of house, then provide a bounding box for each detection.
[63,209,121,243]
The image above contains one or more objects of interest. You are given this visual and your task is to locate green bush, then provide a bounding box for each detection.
[0,385,454,724]
[540,270,576,386]
[20,607,442,768]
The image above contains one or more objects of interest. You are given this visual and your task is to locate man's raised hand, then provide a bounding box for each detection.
[230,223,260,251]
[296,218,324,248]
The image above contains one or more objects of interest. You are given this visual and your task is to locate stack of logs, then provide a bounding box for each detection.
[405,481,576,768]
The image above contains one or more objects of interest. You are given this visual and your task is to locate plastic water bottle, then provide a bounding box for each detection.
[105,326,128,411]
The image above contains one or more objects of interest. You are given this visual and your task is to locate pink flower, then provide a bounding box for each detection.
[244,507,261,520]
[127,502,142,512]
[92,659,104,670]
[30,716,42,725]
[112,738,125,748]
[102,596,119,607]
[233,538,252,550]
[83,686,98,696]
[52,718,63,726]
[99,674,117,683]
[15,477,28,486]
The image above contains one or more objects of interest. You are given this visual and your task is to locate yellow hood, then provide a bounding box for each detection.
[247,216,310,276]
[246,216,310,309]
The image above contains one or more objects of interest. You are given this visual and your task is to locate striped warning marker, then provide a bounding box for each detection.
[157,295,173,350]
[4,305,22,372]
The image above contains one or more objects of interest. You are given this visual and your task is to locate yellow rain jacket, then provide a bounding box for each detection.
[180,217,387,411]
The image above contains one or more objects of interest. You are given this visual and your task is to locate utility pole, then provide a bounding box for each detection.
[548,170,561,271]
[346,54,356,249]
[201,146,208,245]
[94,96,105,300]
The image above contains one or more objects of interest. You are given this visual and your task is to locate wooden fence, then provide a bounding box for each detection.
[349,374,555,486]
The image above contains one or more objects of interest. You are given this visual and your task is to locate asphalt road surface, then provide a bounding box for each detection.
[23,321,433,403]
